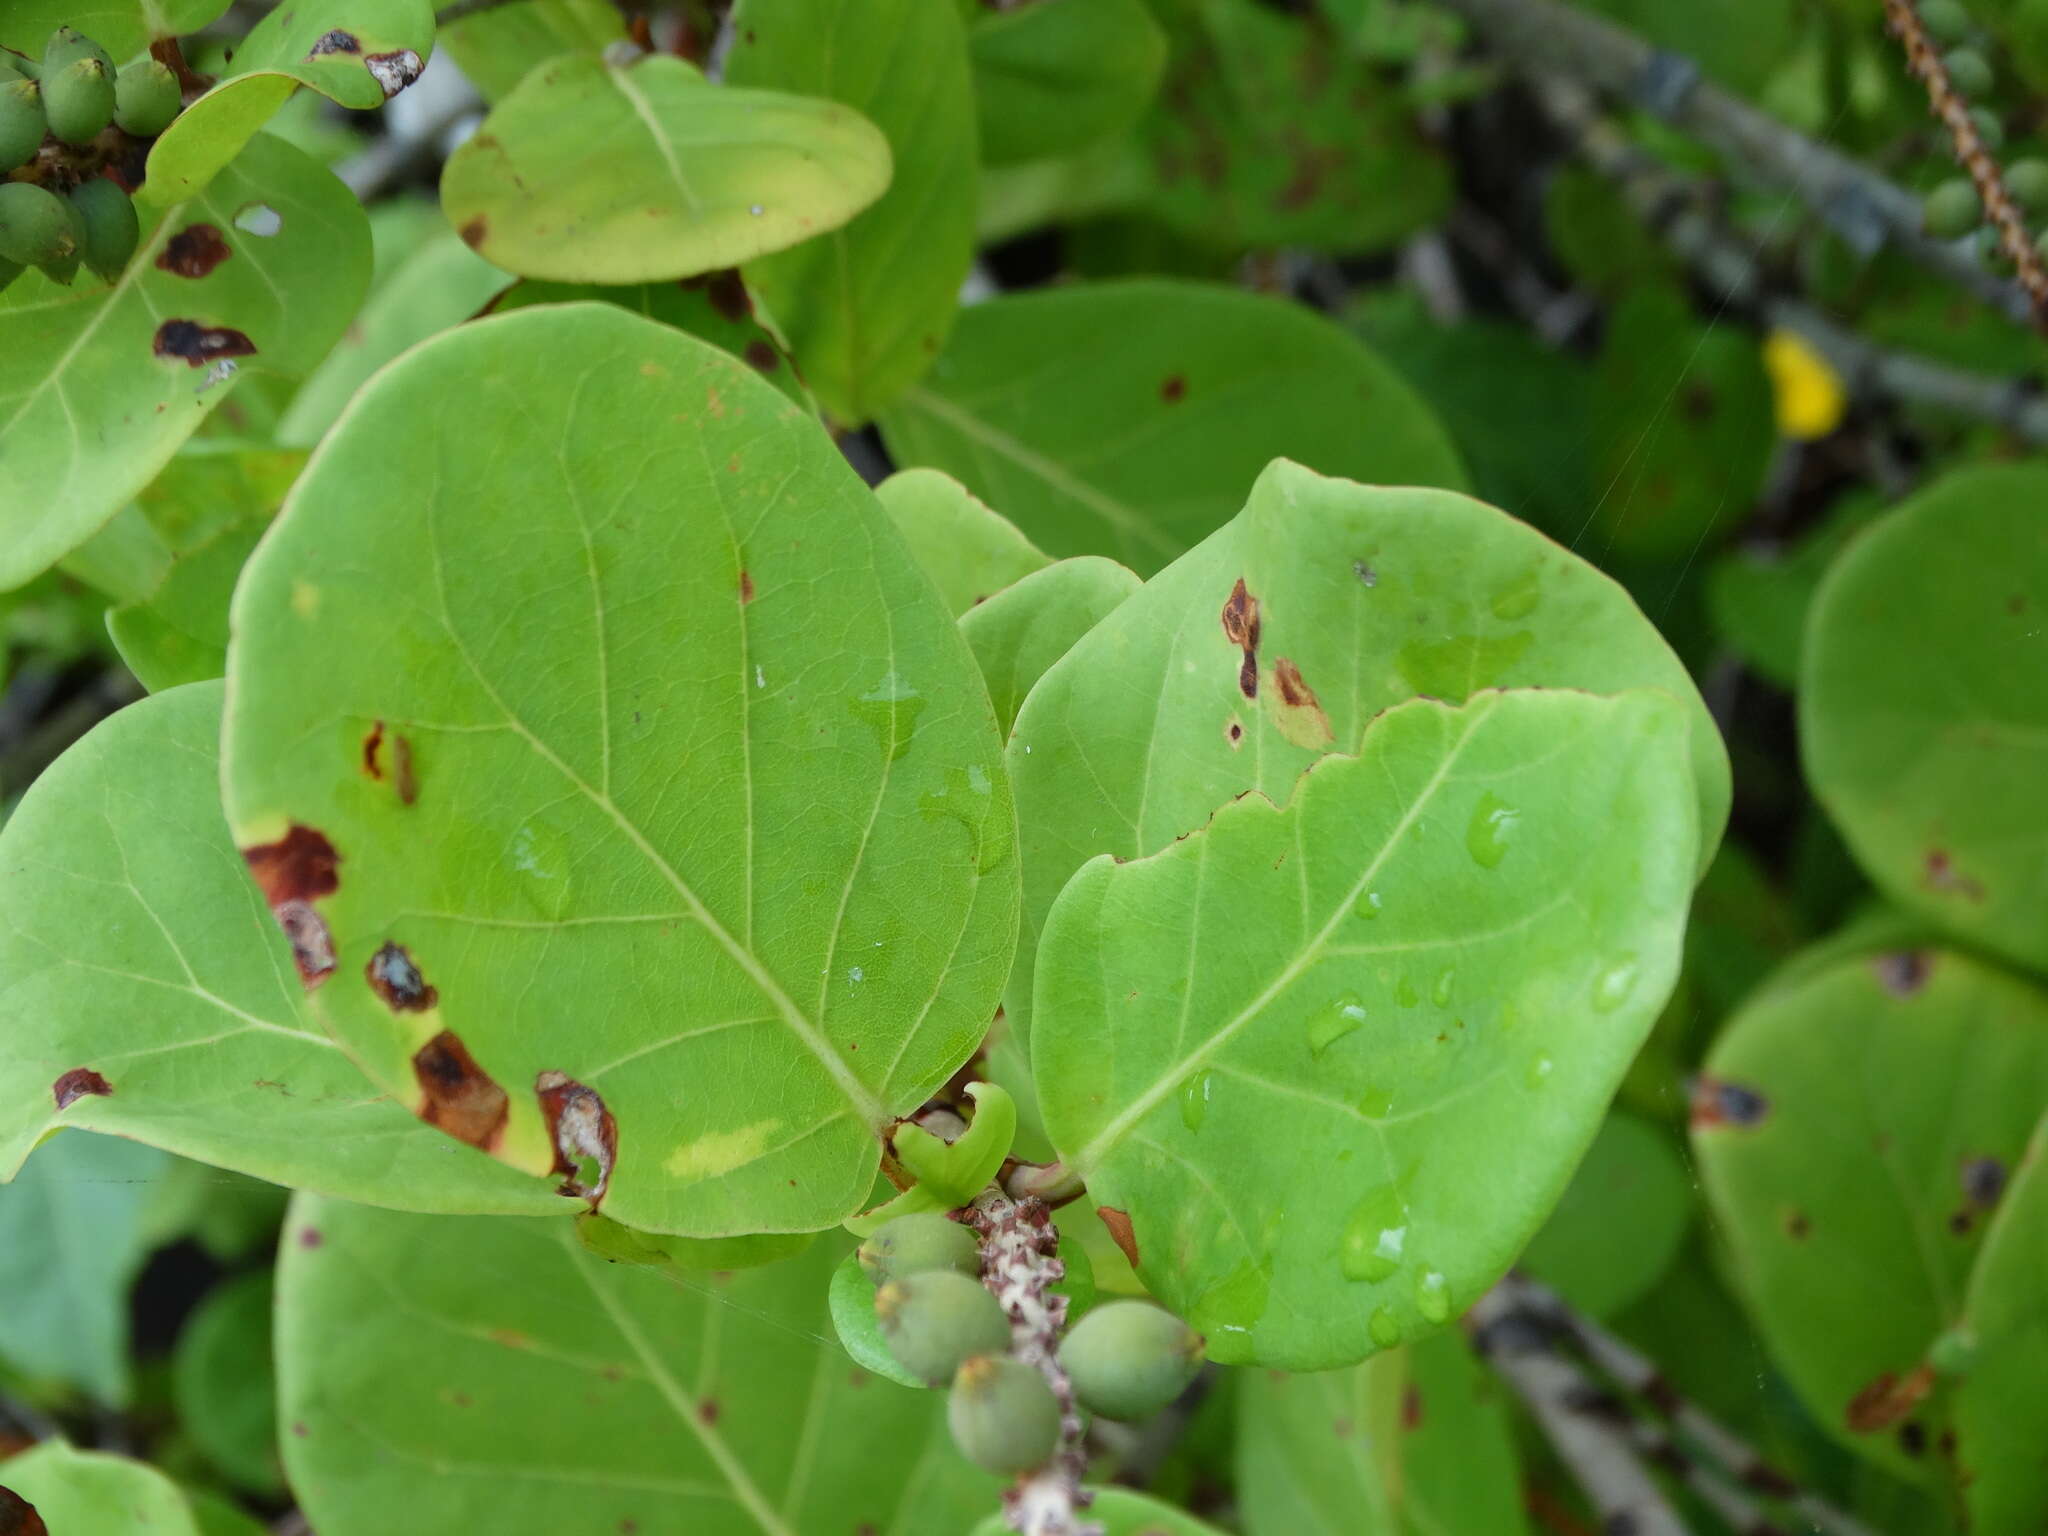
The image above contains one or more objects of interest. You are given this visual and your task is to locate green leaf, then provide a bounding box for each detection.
[973,1487,1228,1535]
[0,1442,205,1535]
[729,0,977,422]
[278,1197,1000,1533]
[1706,489,1883,691]
[892,1081,1015,1205]
[174,1271,283,1493]
[0,133,370,591]
[969,0,1167,166]
[1517,1111,1691,1318]
[109,518,267,689]
[221,304,1018,1237]
[959,556,1141,737]
[1801,464,2048,973]
[826,1248,926,1389]
[1693,947,2048,1481]
[1134,0,1451,252]
[141,0,436,205]
[440,53,892,284]
[1954,1109,2048,1533]
[0,681,566,1214]
[188,1488,269,1536]
[575,1210,814,1273]
[1003,460,1730,1048]
[1036,687,1701,1369]
[875,467,1051,618]
[1236,1331,1527,1535]
[488,272,811,409]
[276,232,507,448]
[440,0,624,102]
[877,280,1468,574]
[0,0,229,62]
[0,1130,167,1404]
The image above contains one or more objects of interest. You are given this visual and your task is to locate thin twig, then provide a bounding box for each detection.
[1468,1287,1689,1536]
[1883,0,2048,328]
[1535,76,2048,447]
[1432,0,2037,326]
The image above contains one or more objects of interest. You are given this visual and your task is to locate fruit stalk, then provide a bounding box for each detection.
[966,1188,1099,1536]
[1883,0,2048,329]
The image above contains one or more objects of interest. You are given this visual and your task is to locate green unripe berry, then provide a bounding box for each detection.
[1057,1299,1204,1421]
[947,1355,1061,1475]
[1921,0,1975,44]
[1943,47,1994,98]
[0,179,77,267]
[858,1212,981,1285]
[38,194,85,284]
[1970,107,2004,150]
[44,55,114,145]
[874,1270,1011,1385]
[0,76,45,170]
[70,177,137,280]
[2009,158,2048,211]
[1924,177,1982,238]
[1930,1324,1978,1379]
[41,26,111,77]
[112,57,180,136]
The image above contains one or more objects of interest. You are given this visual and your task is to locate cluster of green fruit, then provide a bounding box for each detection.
[856,1212,1206,1477]
[1913,0,2048,256]
[0,25,183,290]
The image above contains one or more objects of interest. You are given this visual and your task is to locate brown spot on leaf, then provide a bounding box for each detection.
[0,1486,49,1536]
[1221,578,1260,699]
[1785,1208,1810,1239]
[365,49,423,97]
[298,1226,323,1249]
[362,721,385,779]
[245,824,340,987]
[1097,1206,1140,1269]
[413,1031,508,1152]
[1401,1383,1424,1430]
[743,339,779,373]
[1161,374,1187,403]
[52,1068,112,1110]
[1871,950,1930,996]
[1949,1209,1975,1235]
[1270,657,1334,748]
[1225,719,1244,748]
[306,29,360,54]
[1680,382,1718,423]
[702,269,752,322]
[1961,1156,2007,1208]
[366,941,438,1012]
[275,903,335,986]
[697,1397,719,1424]
[1899,1421,1928,1457]
[155,223,231,279]
[739,570,755,604]
[1688,1074,1768,1129]
[1924,849,1987,902]
[154,319,257,368]
[459,216,488,249]
[538,1071,617,1204]
[1846,1365,1935,1433]
[393,735,417,805]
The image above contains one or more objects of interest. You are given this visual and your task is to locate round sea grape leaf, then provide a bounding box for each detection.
[1517,1111,1691,1319]
[875,467,1051,619]
[1692,947,2048,1482]
[278,1197,999,1533]
[969,0,1167,166]
[221,304,1018,1238]
[876,280,1468,574]
[1035,687,1701,1369]
[487,272,811,409]
[141,0,436,205]
[0,133,369,592]
[1954,1110,2048,1532]
[439,0,623,102]
[1002,459,1729,1046]
[1801,464,2048,973]
[0,1130,169,1405]
[959,557,1141,738]
[972,1487,1228,1535]
[440,52,892,285]
[0,682,567,1215]
[1236,1330,1527,1535]
[0,1443,203,1535]
[825,1249,926,1389]
[0,0,229,61]
[173,1270,283,1493]
[728,0,977,423]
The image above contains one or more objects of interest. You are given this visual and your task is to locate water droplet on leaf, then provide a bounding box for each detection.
[1489,569,1541,621]
[1525,1053,1555,1090]
[1369,1306,1401,1347]
[1355,889,1384,920]
[1592,954,1640,1012]
[1414,1266,1451,1323]
[849,671,925,762]
[1432,968,1456,1007]
[1466,791,1518,869]
[1181,1070,1212,1132]
[1341,1185,1408,1282]
[1307,993,1368,1056]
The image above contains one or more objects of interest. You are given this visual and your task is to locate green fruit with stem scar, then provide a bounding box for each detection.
[1924,178,1981,238]
[113,58,179,137]
[947,1355,1060,1475]
[44,56,115,145]
[0,76,45,170]
[858,1211,982,1284]
[0,180,77,267]
[874,1269,1010,1385]
[41,26,110,77]
[70,177,137,280]
[1057,1299,1204,1421]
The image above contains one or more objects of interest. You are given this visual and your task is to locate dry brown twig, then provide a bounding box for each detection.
[1884,0,2048,331]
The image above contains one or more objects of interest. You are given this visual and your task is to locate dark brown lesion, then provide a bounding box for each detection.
[0,1485,49,1536]
[154,320,257,368]
[155,223,232,279]
[1687,1074,1768,1129]
[537,1071,617,1204]
[244,824,342,988]
[52,1067,112,1110]
[412,1031,509,1152]
[306,28,361,55]
[1845,1365,1934,1433]
[1220,578,1261,700]
[366,941,438,1012]
[1096,1205,1140,1269]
